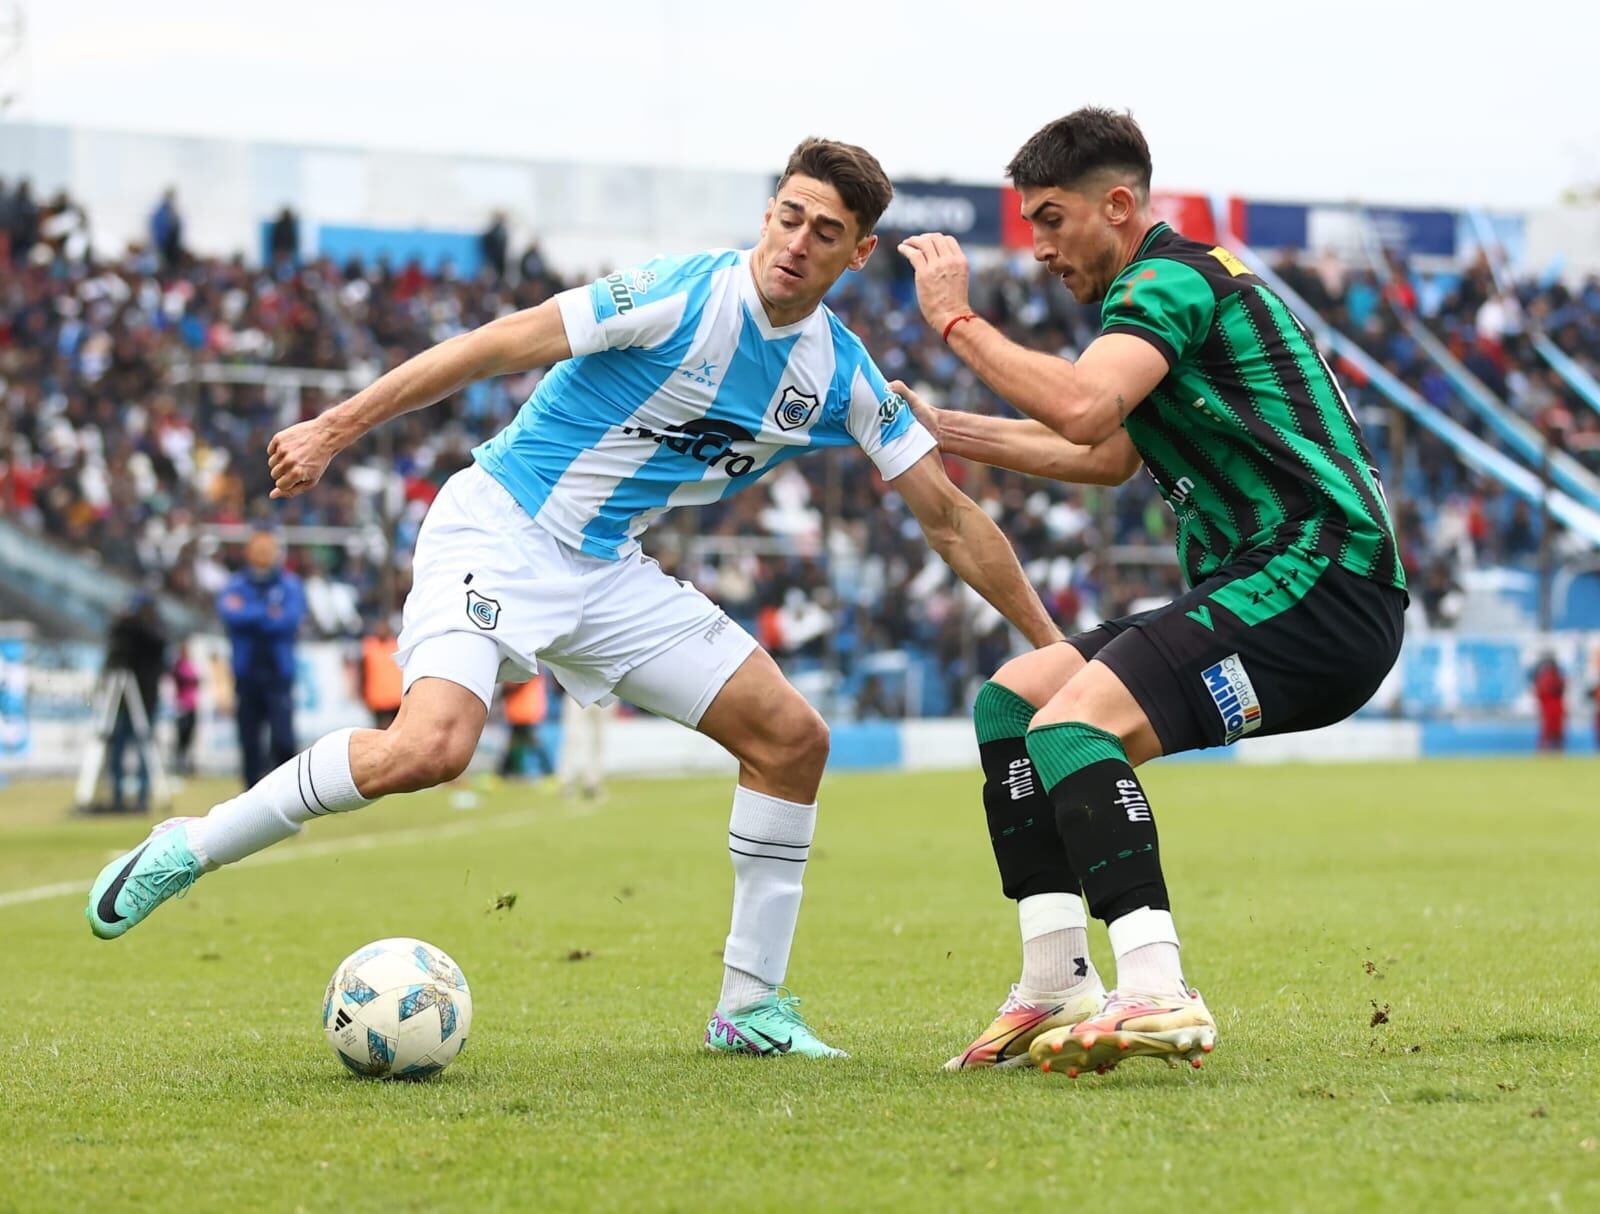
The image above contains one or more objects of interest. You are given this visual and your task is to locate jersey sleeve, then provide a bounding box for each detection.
[555,254,705,356]
[844,356,936,481]
[1099,257,1216,367]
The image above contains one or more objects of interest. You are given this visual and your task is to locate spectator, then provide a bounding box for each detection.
[268,206,300,268]
[217,530,305,785]
[102,594,168,813]
[150,188,184,270]
[301,551,363,638]
[39,190,91,263]
[559,697,612,801]
[498,672,554,781]
[6,179,38,264]
[1591,673,1600,750]
[480,211,509,281]
[855,674,902,719]
[1531,655,1567,752]
[359,618,403,730]
[171,641,201,776]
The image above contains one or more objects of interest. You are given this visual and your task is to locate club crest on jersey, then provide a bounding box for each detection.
[465,590,501,631]
[773,386,821,432]
[1201,654,1262,744]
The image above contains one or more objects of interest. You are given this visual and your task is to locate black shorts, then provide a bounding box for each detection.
[1069,544,1407,756]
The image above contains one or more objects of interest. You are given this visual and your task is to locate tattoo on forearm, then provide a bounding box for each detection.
[1116,393,1128,424]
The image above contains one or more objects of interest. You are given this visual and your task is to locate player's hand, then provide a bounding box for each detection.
[897,233,973,334]
[890,380,945,449]
[267,417,340,499]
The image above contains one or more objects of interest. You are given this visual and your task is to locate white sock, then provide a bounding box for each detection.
[1108,906,1186,995]
[1018,892,1097,997]
[186,728,374,868]
[720,786,815,1011]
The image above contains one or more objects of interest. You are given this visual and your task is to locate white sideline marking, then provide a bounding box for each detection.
[0,805,559,911]
[0,880,81,909]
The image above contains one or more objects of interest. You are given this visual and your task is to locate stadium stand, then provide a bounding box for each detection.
[3,178,1599,718]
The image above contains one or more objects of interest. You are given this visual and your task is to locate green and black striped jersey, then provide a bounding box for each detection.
[1103,223,1405,591]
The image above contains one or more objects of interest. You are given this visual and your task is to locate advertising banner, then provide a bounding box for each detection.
[0,638,27,762]
[1001,188,1217,248]
[878,181,1003,245]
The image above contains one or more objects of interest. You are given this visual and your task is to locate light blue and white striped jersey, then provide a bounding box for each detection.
[473,248,934,560]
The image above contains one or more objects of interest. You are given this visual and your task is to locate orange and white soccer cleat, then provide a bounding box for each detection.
[1028,988,1217,1078]
[943,981,1107,1071]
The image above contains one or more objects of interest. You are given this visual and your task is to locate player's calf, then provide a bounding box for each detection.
[84,679,490,938]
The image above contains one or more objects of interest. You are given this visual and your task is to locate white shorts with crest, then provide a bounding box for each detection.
[393,463,757,727]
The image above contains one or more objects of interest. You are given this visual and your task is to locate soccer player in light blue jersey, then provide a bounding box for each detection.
[87,139,1062,1058]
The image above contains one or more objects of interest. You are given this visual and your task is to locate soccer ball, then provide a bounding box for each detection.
[322,937,473,1079]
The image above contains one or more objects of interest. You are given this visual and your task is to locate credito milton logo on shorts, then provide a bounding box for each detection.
[1202,653,1262,745]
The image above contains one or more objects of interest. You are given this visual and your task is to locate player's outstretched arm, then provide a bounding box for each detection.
[266,300,573,499]
[895,381,1142,486]
[891,450,1063,649]
[897,234,1167,446]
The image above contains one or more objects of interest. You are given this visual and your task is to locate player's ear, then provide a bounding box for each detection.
[1105,184,1138,226]
[848,232,878,272]
[761,197,776,237]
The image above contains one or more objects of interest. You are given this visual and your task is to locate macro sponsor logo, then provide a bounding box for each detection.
[621,418,760,477]
[877,392,904,427]
[1202,653,1263,744]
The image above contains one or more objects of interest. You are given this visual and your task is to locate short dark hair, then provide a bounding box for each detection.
[778,138,894,237]
[1006,108,1152,196]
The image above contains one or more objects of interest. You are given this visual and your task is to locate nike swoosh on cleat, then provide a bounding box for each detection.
[966,1006,1064,1063]
[749,1027,793,1054]
[95,844,150,926]
[1105,1006,1191,1031]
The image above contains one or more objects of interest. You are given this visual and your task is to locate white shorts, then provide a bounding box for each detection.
[393,464,758,727]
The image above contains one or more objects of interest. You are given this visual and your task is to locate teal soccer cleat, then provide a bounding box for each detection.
[704,990,847,1059]
[86,818,205,940]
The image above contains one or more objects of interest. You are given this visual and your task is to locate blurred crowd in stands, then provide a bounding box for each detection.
[2,178,1598,714]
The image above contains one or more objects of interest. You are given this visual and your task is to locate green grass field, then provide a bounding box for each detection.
[3,758,1597,1213]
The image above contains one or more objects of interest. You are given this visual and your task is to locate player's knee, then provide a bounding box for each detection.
[754,698,830,777]
[787,705,831,772]
[1037,678,1116,736]
[994,644,1084,709]
[386,719,478,791]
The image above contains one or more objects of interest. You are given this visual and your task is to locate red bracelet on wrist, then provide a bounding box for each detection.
[941,312,978,342]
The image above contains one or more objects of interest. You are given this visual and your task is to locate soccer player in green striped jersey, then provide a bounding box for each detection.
[897,108,1407,1076]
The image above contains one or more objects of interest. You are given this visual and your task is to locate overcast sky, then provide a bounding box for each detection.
[11,0,1599,209]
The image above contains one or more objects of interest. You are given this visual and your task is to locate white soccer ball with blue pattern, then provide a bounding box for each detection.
[323,938,472,1079]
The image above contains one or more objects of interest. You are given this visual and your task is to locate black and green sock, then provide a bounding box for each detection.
[1024,721,1169,923]
[974,681,1078,901]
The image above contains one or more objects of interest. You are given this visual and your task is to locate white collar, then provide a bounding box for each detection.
[738,249,820,341]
